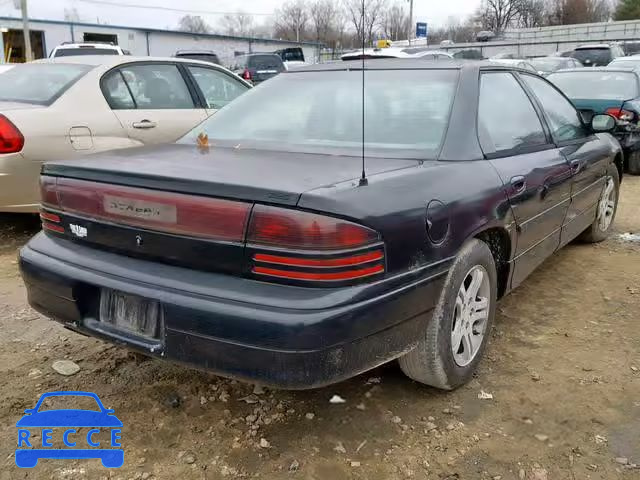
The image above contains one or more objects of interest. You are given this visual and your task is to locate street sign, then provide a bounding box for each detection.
[416,22,428,38]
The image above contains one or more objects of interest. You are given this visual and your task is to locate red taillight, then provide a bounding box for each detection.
[0,115,24,154]
[242,69,252,81]
[247,205,379,250]
[248,205,385,284]
[605,108,635,122]
[40,176,60,208]
[39,176,252,242]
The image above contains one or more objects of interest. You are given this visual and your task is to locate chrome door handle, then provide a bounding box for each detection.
[132,120,157,129]
[510,176,526,195]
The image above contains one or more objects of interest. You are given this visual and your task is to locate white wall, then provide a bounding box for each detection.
[0,18,319,64]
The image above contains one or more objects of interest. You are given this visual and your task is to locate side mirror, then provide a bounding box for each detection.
[591,114,616,133]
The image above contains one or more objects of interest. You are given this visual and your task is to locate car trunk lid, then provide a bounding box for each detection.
[41,144,418,275]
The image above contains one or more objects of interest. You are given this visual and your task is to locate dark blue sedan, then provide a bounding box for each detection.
[20,60,622,390]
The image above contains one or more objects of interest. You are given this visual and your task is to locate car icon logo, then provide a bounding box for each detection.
[15,391,123,468]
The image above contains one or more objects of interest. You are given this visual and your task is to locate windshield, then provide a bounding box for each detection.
[572,48,612,65]
[180,69,459,159]
[55,48,119,57]
[530,58,566,72]
[0,63,92,105]
[549,71,639,100]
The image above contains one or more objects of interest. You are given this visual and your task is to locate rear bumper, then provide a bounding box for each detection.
[0,154,41,213]
[20,233,449,389]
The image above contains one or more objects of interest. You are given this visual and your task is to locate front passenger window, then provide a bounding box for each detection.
[521,74,587,143]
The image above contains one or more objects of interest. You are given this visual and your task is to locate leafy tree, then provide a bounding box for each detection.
[615,0,640,20]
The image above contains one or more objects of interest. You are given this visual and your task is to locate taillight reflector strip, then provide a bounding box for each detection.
[42,222,64,233]
[39,176,251,242]
[40,211,60,223]
[254,250,383,268]
[253,264,384,281]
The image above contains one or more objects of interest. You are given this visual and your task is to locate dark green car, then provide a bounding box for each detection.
[549,67,640,174]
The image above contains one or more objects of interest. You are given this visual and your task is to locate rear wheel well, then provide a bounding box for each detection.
[614,153,623,183]
[475,228,510,299]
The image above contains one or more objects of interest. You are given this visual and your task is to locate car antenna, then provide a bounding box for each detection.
[358,0,368,187]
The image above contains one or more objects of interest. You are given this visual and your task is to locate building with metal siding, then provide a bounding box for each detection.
[0,17,321,67]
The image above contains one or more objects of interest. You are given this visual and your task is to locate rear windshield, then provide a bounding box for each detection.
[54,48,119,57]
[572,48,612,65]
[0,63,92,105]
[176,53,220,64]
[181,69,459,159]
[277,49,304,62]
[247,55,284,71]
[549,71,639,100]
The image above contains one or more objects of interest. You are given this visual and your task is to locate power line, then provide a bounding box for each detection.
[78,0,274,16]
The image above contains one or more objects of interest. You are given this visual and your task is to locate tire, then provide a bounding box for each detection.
[579,165,620,243]
[629,150,640,175]
[399,239,497,390]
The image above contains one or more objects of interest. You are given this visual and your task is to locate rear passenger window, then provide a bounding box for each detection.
[117,64,194,109]
[478,72,547,153]
[521,74,587,143]
[102,70,135,109]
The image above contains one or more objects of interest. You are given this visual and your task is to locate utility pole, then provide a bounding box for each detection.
[407,0,414,46]
[21,0,32,62]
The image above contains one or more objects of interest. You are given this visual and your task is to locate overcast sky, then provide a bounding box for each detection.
[0,0,478,32]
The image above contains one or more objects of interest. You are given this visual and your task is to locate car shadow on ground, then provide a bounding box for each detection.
[0,214,40,253]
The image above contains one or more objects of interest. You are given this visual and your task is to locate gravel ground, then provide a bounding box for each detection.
[0,178,639,480]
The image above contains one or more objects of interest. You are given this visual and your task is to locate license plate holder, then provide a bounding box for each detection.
[99,289,163,341]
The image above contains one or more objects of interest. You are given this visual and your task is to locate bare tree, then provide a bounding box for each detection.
[381,2,407,41]
[310,0,337,43]
[178,15,211,34]
[343,0,388,46]
[477,0,521,33]
[220,11,255,37]
[518,0,546,27]
[274,0,310,42]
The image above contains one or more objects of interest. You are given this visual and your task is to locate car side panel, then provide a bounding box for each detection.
[560,136,612,243]
[297,160,515,275]
[560,134,619,246]
[488,149,572,288]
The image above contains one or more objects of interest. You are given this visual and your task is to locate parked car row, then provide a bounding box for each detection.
[15,57,625,392]
[0,55,251,212]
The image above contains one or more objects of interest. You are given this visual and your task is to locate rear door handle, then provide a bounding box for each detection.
[510,176,526,195]
[571,159,582,173]
[132,120,157,129]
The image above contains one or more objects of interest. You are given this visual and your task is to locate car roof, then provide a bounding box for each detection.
[32,55,230,69]
[550,66,640,73]
[176,50,217,55]
[292,59,532,73]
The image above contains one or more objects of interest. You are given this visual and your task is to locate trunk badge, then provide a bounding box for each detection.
[69,224,87,238]
[136,235,143,247]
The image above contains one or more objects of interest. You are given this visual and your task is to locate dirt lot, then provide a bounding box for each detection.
[0,178,639,480]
